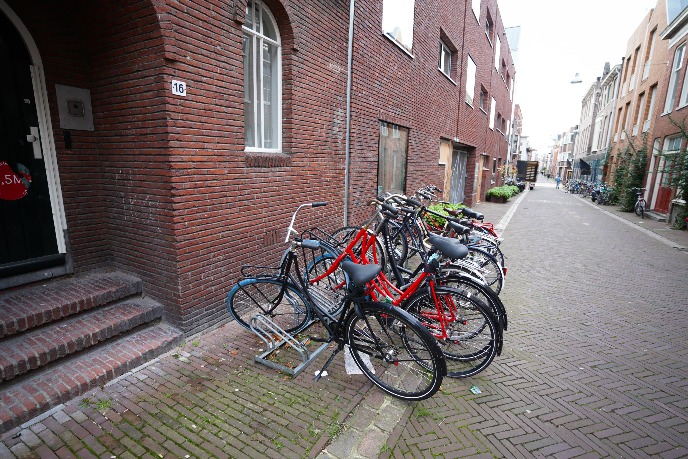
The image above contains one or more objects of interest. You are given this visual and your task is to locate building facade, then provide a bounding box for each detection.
[572,77,601,180]
[608,0,669,195]
[0,0,517,424]
[647,2,688,221]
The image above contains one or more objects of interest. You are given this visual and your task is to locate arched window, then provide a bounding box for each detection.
[243,0,281,151]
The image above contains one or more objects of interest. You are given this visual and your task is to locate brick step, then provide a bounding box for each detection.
[0,270,142,339]
[0,297,164,382]
[0,322,183,434]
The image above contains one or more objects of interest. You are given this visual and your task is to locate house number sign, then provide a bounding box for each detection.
[171,80,187,96]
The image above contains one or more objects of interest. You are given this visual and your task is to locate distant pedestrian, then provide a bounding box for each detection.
[555,175,561,189]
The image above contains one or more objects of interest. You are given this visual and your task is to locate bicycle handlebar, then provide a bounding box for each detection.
[285,202,328,243]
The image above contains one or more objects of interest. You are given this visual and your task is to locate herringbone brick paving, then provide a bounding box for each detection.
[390,181,688,458]
[2,179,687,458]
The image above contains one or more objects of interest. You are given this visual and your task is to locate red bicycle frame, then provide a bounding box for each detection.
[310,226,459,339]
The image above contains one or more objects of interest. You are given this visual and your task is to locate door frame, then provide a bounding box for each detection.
[1,1,67,255]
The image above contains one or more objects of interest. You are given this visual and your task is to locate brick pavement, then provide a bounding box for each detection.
[2,179,687,458]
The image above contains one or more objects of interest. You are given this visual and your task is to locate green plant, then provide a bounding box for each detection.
[485,185,518,200]
[422,202,465,228]
[95,398,112,411]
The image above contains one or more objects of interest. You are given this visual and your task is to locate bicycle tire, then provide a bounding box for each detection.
[449,248,504,295]
[402,286,499,378]
[440,273,508,333]
[346,301,445,401]
[470,238,505,268]
[635,201,645,218]
[227,278,311,333]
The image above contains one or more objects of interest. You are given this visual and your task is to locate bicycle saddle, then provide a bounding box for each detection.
[428,235,469,259]
[341,260,381,287]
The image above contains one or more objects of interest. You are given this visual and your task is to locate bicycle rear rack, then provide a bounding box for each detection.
[249,315,330,377]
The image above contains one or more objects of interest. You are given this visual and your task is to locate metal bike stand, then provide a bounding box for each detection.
[249,315,330,377]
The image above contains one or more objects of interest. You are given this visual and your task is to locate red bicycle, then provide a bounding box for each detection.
[306,203,501,378]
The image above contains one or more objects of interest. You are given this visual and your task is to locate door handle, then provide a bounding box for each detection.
[27,127,42,159]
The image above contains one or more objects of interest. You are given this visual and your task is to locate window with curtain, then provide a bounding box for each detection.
[243,0,281,151]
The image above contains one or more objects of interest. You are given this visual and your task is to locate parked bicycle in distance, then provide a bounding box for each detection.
[634,188,647,219]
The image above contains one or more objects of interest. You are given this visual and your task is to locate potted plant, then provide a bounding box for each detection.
[486,185,516,203]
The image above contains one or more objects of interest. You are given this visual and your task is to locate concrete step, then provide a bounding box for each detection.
[0,322,183,434]
[0,271,142,339]
[643,210,667,222]
[0,297,164,382]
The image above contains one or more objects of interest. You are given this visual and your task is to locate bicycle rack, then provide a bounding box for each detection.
[249,315,330,377]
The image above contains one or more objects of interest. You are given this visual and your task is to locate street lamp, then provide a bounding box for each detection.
[571,72,582,84]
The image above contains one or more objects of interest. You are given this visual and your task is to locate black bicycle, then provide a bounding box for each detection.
[227,202,446,401]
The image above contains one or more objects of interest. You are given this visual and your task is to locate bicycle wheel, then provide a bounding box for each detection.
[463,248,504,295]
[440,273,508,333]
[402,286,499,378]
[635,201,644,218]
[346,301,445,401]
[227,278,310,333]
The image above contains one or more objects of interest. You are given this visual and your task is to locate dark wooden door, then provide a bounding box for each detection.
[0,11,59,271]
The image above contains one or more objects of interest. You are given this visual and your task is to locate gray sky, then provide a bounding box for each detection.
[498,0,657,156]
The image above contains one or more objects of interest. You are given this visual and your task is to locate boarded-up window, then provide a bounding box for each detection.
[378,122,409,195]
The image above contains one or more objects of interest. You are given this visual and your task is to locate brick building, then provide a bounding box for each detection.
[647,2,688,222]
[0,0,515,428]
[608,0,669,194]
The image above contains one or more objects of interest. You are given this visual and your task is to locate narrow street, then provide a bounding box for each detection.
[385,178,688,458]
[2,178,687,459]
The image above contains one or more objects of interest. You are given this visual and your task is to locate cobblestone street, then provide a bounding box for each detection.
[2,178,687,458]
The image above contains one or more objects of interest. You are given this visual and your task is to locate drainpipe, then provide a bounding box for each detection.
[343,0,355,226]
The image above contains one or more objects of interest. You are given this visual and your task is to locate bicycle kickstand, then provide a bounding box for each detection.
[314,344,343,381]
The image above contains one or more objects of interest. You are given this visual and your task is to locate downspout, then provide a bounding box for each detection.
[343,0,355,226]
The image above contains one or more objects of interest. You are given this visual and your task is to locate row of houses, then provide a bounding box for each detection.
[548,0,688,225]
[0,0,523,429]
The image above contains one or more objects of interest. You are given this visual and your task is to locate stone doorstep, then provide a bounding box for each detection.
[0,271,142,339]
[643,210,667,222]
[0,322,183,435]
[0,297,164,382]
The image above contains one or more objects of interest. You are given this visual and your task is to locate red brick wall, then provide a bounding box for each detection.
[4,0,516,334]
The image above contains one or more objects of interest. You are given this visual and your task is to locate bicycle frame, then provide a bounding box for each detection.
[311,225,460,341]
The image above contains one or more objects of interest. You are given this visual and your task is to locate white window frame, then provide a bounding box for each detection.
[465,55,476,106]
[679,54,688,107]
[643,28,656,80]
[382,0,415,53]
[494,35,501,70]
[489,97,496,130]
[633,92,645,136]
[644,85,656,132]
[243,0,282,152]
[663,44,685,114]
[439,41,451,78]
